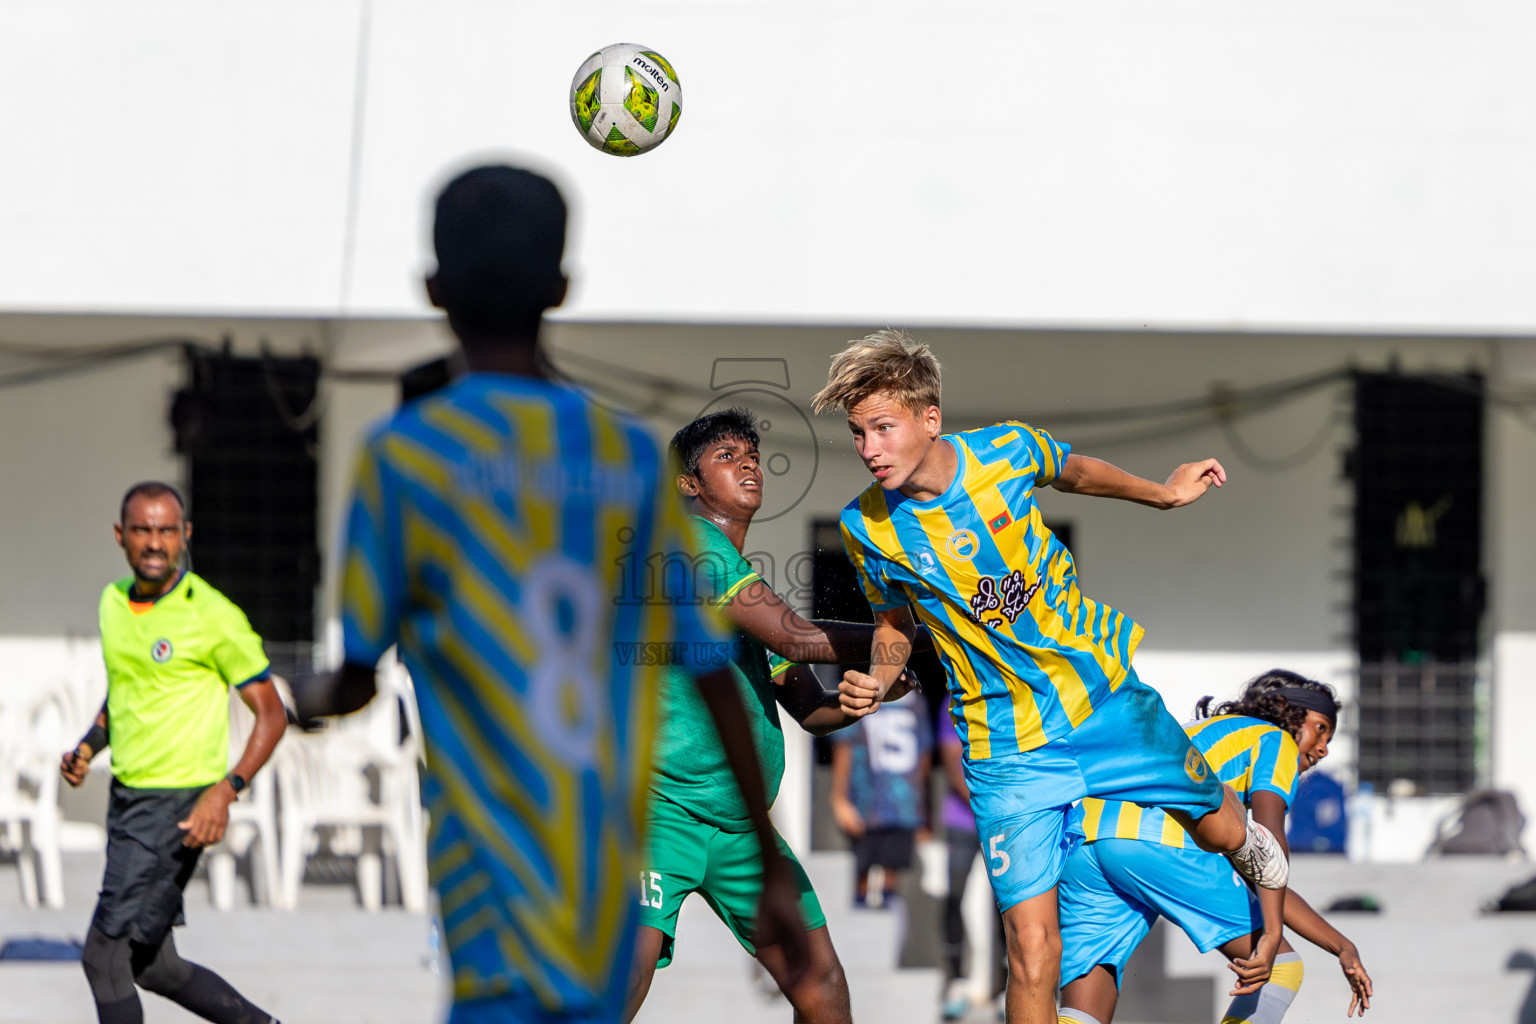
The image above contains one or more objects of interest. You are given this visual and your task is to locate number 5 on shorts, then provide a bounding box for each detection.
[988,833,1011,877]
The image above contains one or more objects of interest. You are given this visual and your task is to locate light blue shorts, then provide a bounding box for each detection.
[1058,839,1260,987]
[962,673,1225,911]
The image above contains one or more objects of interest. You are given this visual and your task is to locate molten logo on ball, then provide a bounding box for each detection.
[570,43,682,157]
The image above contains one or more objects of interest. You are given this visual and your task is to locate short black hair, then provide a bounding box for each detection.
[120,481,186,524]
[432,164,568,335]
[670,408,761,477]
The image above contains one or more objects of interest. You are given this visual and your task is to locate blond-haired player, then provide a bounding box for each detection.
[812,331,1286,1024]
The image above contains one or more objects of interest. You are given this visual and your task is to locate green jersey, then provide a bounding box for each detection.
[99,571,270,788]
[650,516,794,832]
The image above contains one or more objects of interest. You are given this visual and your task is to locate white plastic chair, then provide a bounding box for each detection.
[206,683,284,910]
[274,662,427,911]
[0,688,69,908]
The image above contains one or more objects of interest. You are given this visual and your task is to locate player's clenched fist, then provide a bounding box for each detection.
[838,670,882,719]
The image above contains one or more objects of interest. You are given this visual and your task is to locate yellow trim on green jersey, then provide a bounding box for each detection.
[718,571,762,605]
[99,571,269,788]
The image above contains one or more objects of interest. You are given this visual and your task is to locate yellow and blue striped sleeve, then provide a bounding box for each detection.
[1002,420,1073,487]
[1250,727,1302,806]
[839,517,906,613]
[341,434,405,667]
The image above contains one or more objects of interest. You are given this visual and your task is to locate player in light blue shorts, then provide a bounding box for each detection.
[958,669,1232,911]
[813,332,1289,1023]
[1058,671,1374,1024]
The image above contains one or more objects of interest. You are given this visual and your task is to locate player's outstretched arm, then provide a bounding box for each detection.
[726,579,932,664]
[1051,453,1227,509]
[692,666,811,983]
[1282,889,1374,1016]
[290,662,379,722]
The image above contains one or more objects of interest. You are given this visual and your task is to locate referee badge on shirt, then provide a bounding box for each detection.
[150,639,174,663]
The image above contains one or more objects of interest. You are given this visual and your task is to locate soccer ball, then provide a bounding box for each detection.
[569,44,682,157]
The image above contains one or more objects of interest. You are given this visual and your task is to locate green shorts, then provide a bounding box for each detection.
[641,795,826,968]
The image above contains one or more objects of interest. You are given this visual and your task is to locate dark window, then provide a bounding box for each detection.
[172,349,321,655]
[1350,372,1484,794]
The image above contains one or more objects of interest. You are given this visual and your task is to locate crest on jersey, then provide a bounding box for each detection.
[1184,747,1208,783]
[151,639,173,663]
[945,529,980,561]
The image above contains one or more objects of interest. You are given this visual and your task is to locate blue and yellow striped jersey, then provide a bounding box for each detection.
[1074,714,1301,848]
[839,422,1143,760]
[340,374,728,1014]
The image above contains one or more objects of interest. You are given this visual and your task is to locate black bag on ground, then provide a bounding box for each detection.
[1490,874,1536,912]
[1427,789,1527,857]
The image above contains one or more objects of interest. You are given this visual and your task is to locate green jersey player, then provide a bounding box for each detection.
[624,408,922,1024]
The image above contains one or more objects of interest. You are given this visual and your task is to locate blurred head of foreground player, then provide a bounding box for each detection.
[425,164,569,376]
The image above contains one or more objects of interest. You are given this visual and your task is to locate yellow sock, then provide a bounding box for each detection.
[1220,952,1304,1024]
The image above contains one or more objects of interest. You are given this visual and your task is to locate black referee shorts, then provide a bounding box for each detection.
[91,780,209,947]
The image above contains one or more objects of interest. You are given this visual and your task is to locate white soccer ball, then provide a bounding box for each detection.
[569,43,682,157]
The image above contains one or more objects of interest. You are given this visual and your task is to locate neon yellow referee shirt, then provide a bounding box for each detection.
[99,571,270,789]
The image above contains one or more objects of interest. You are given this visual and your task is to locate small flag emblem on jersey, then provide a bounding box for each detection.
[988,511,1012,535]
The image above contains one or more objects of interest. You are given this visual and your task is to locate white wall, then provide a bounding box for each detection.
[0,315,328,635]
[0,2,1532,331]
[5,316,1531,855]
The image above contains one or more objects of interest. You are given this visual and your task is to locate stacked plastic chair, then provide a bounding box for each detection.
[0,687,69,908]
[274,657,428,912]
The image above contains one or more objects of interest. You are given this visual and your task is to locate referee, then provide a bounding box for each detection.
[61,482,286,1024]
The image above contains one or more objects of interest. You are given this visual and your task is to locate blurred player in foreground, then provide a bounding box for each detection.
[812,330,1287,1024]
[294,165,807,1024]
[1059,671,1372,1024]
[63,482,286,1024]
[625,408,924,1024]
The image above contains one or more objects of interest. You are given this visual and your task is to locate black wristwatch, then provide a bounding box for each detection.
[225,772,247,797]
